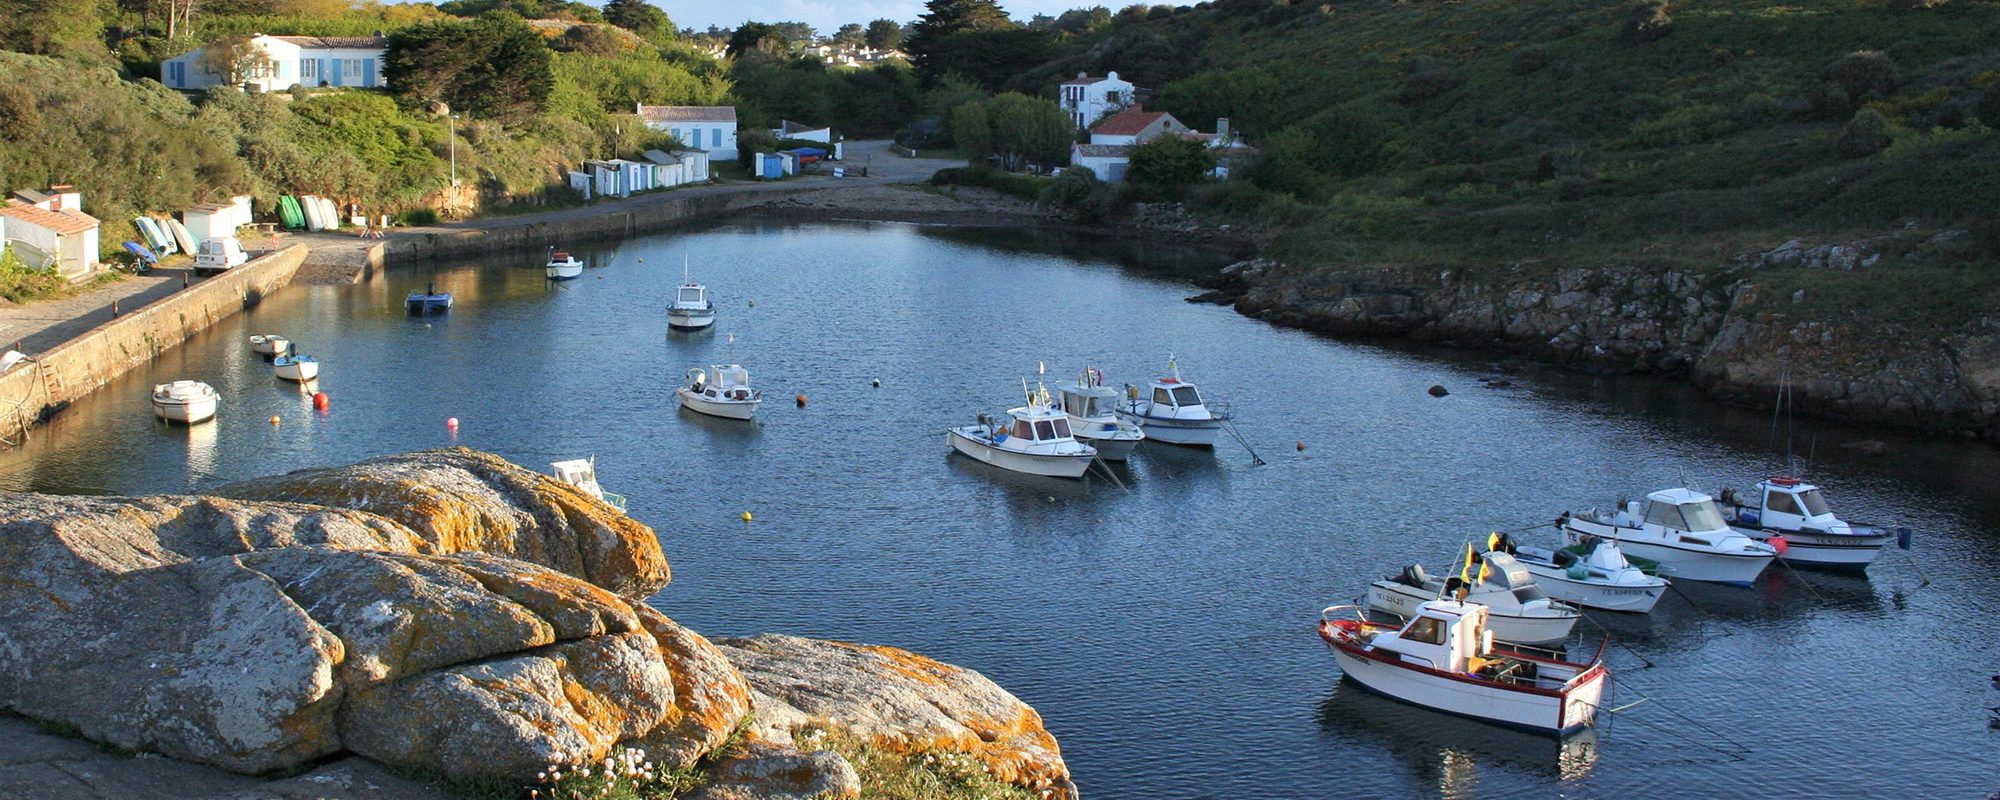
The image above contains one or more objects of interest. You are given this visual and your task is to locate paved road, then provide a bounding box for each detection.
[0,267,198,356]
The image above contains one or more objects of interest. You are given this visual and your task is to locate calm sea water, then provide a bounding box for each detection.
[3,220,1998,798]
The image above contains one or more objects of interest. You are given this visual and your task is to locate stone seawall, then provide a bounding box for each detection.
[383,188,788,263]
[0,244,309,441]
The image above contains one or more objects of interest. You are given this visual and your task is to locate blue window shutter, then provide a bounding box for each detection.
[364,58,376,86]
[331,58,343,86]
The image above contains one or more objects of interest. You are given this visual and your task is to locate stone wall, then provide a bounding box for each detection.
[0,244,309,441]
[384,190,777,262]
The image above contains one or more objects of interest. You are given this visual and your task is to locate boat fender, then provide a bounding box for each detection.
[1127,385,1139,400]
[1767,535,1787,555]
[1566,562,1588,581]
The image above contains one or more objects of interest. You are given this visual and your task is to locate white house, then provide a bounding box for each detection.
[635,105,739,160]
[0,186,98,281]
[182,196,252,243]
[1058,71,1136,132]
[773,119,832,144]
[1070,107,1251,184]
[161,35,388,92]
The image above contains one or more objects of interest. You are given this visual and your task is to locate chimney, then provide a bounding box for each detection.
[1216,118,1230,144]
[1076,71,1087,80]
[1107,70,1118,81]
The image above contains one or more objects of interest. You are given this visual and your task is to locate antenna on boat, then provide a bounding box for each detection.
[1168,352,1181,381]
[682,254,690,285]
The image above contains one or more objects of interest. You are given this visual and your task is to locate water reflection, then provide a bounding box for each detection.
[1316,682,1600,791]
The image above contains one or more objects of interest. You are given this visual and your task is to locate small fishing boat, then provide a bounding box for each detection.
[1718,477,1903,571]
[1508,534,1669,614]
[948,382,1098,478]
[1055,367,1144,461]
[248,334,291,357]
[678,364,762,420]
[545,248,583,281]
[550,456,628,513]
[1116,355,1229,447]
[1319,600,1608,736]
[667,260,716,330]
[407,282,453,314]
[1560,488,1778,586]
[152,380,219,424]
[271,353,319,382]
[1366,548,1581,645]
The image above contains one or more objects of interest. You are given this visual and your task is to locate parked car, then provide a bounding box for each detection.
[193,237,247,275]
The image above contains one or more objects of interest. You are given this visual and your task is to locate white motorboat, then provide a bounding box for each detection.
[545,249,583,281]
[152,380,218,424]
[1319,601,1608,736]
[667,260,716,330]
[1509,534,1668,614]
[1560,488,1778,586]
[1719,476,1901,571]
[677,364,762,420]
[248,334,290,357]
[550,456,628,513]
[271,353,319,382]
[1116,355,1228,447]
[1366,550,1581,645]
[1055,368,1144,461]
[947,382,1098,479]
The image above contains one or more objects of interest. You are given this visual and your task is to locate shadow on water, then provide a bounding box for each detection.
[1316,681,1601,789]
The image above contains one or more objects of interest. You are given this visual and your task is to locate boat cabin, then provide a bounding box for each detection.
[1479,552,1548,605]
[1369,601,1491,673]
[1002,406,1075,443]
[550,459,604,498]
[1730,477,1836,531]
[690,364,754,397]
[551,251,575,263]
[1148,378,1205,411]
[1629,488,1733,541]
[675,284,709,308]
[1058,382,1118,420]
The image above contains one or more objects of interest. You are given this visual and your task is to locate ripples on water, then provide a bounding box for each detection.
[3,220,1999,798]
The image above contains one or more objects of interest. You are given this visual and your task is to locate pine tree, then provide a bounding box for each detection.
[905,0,1016,84]
[603,0,673,40]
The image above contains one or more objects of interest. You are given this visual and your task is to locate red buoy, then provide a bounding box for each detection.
[795,393,807,407]
[447,417,460,431]
[312,391,329,411]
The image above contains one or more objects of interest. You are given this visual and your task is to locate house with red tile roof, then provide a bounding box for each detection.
[1088,105,1190,146]
[1,186,99,281]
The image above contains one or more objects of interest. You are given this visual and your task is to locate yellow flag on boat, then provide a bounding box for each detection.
[1486,532,1500,552]
[1459,542,1475,584]
[1476,555,1491,585]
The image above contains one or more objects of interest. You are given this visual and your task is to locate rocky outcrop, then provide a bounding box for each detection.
[1230,257,2000,439]
[718,634,1077,800]
[214,447,669,597]
[0,449,1073,797]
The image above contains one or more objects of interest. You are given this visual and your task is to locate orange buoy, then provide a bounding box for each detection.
[269,415,281,425]
[1296,441,1306,451]
[795,393,808,407]
[740,511,753,522]
[312,391,330,410]
[447,417,460,431]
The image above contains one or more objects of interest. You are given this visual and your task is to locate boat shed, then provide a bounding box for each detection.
[0,186,98,281]
[583,160,625,198]
[182,195,252,242]
[567,170,593,200]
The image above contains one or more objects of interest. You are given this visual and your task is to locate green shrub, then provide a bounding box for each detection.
[929,166,1050,200]
[0,249,68,304]
[1126,135,1214,201]
[1510,45,1550,76]
[1828,51,1899,105]
[396,208,439,225]
[1836,107,1892,157]
[1734,93,1784,126]
[1631,104,1735,146]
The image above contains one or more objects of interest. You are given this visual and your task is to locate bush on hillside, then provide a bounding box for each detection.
[1126,135,1214,201]
[1399,56,1457,104]
[736,127,778,168]
[1837,108,1893,157]
[1828,51,1899,105]
[929,166,1049,201]
[1510,45,1550,76]
[1621,0,1673,43]
[1039,166,1127,222]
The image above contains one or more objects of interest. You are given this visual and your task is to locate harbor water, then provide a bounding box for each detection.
[2,219,1997,798]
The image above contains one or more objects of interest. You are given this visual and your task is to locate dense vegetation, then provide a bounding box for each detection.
[986,0,2000,310]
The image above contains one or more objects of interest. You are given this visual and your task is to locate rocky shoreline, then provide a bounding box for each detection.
[0,448,1077,800]
[1181,244,2000,443]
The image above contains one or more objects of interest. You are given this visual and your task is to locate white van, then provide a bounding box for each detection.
[193,237,247,275]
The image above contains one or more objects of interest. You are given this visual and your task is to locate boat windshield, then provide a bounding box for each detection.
[1798,489,1831,516]
[1679,500,1726,531]
[1171,386,1202,406]
[1052,418,1072,438]
[1012,419,1033,439]
[1035,420,1056,440]
[1153,387,1173,405]
[1512,585,1547,603]
[677,287,704,304]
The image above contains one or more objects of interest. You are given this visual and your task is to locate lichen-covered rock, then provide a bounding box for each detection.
[689,740,861,800]
[716,635,1076,799]
[631,605,754,768]
[214,447,668,597]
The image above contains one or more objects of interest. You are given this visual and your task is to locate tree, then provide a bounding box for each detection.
[949,101,990,165]
[0,0,106,57]
[976,92,1072,170]
[1125,135,1212,201]
[727,22,792,60]
[865,18,903,49]
[905,0,1016,84]
[832,23,866,46]
[385,13,553,122]
[918,28,1049,91]
[769,21,816,44]
[604,0,673,40]
[198,35,278,86]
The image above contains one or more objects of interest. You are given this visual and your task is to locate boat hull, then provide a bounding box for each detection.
[1115,411,1221,447]
[407,298,452,315]
[153,397,217,424]
[1365,583,1578,645]
[1566,518,1771,585]
[1072,431,1140,461]
[273,361,319,382]
[667,309,716,330]
[1328,643,1603,736]
[1517,566,1665,613]
[947,428,1094,478]
[1733,526,1892,570]
[249,337,289,357]
[677,388,759,420]
[546,263,583,280]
